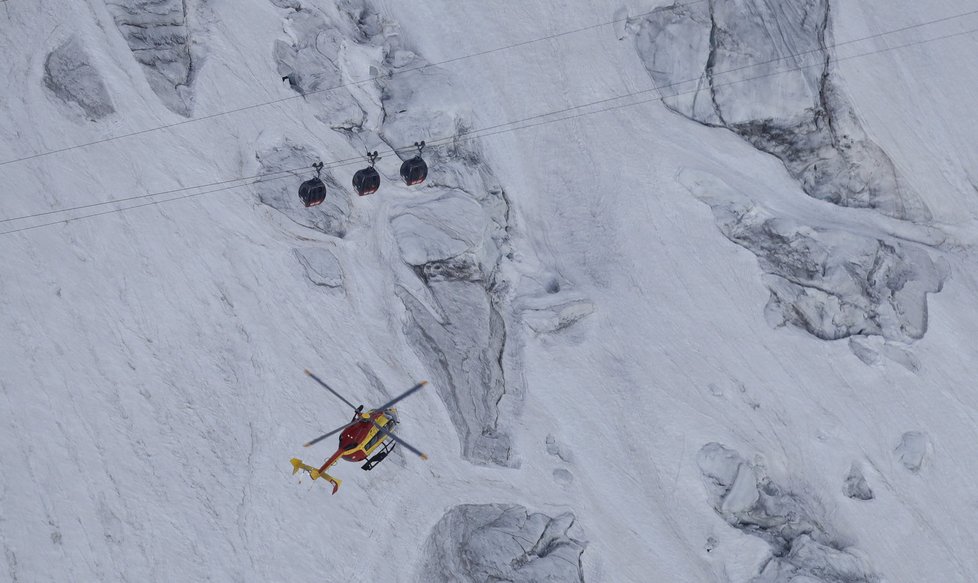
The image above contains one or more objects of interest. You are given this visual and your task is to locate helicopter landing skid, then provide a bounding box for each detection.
[291,458,342,494]
[362,441,397,471]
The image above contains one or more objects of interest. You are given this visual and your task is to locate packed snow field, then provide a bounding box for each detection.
[2,0,978,581]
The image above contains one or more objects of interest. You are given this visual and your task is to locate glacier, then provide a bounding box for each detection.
[2,0,978,581]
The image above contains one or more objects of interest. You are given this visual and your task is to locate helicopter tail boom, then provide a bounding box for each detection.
[290,458,342,494]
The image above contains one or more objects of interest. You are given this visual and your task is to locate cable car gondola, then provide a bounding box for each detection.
[352,151,381,196]
[399,141,428,186]
[298,162,327,207]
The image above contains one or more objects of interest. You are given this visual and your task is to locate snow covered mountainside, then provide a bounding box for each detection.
[2,0,978,581]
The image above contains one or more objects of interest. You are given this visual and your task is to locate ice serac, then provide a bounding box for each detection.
[715,202,943,342]
[417,504,586,583]
[107,0,200,117]
[43,36,115,121]
[633,0,928,220]
[681,171,946,342]
[271,4,365,129]
[698,443,879,582]
[392,145,516,466]
[644,1,949,345]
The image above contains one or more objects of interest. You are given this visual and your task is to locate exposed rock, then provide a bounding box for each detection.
[107,0,200,116]
[895,431,930,473]
[43,37,115,121]
[843,464,873,501]
[254,141,351,237]
[417,504,586,583]
[633,0,929,220]
[697,442,879,582]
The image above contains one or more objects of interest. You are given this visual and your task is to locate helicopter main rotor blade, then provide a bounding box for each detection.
[374,381,428,414]
[371,420,428,460]
[305,369,359,411]
[303,420,354,448]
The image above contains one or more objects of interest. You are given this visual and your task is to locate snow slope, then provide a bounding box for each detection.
[2,0,978,581]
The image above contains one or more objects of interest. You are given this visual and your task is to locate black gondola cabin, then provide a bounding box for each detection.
[400,156,428,186]
[298,177,327,207]
[352,166,381,196]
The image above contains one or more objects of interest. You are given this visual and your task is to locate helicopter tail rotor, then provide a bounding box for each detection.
[291,458,342,494]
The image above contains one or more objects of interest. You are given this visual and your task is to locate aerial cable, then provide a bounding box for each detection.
[3,1,973,169]
[0,167,297,224]
[3,2,971,198]
[4,7,971,228]
[653,6,978,97]
[275,17,978,171]
[0,178,281,236]
[450,24,978,147]
[3,23,974,236]
[1,22,975,237]
[0,3,691,169]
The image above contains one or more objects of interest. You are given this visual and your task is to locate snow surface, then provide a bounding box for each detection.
[3,0,978,581]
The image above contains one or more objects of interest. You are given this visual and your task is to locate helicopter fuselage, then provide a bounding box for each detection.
[317,409,397,474]
[293,374,428,495]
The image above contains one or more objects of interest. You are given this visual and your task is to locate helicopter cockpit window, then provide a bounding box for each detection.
[364,432,384,451]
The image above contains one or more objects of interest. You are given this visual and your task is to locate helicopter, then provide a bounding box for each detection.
[290,370,429,494]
